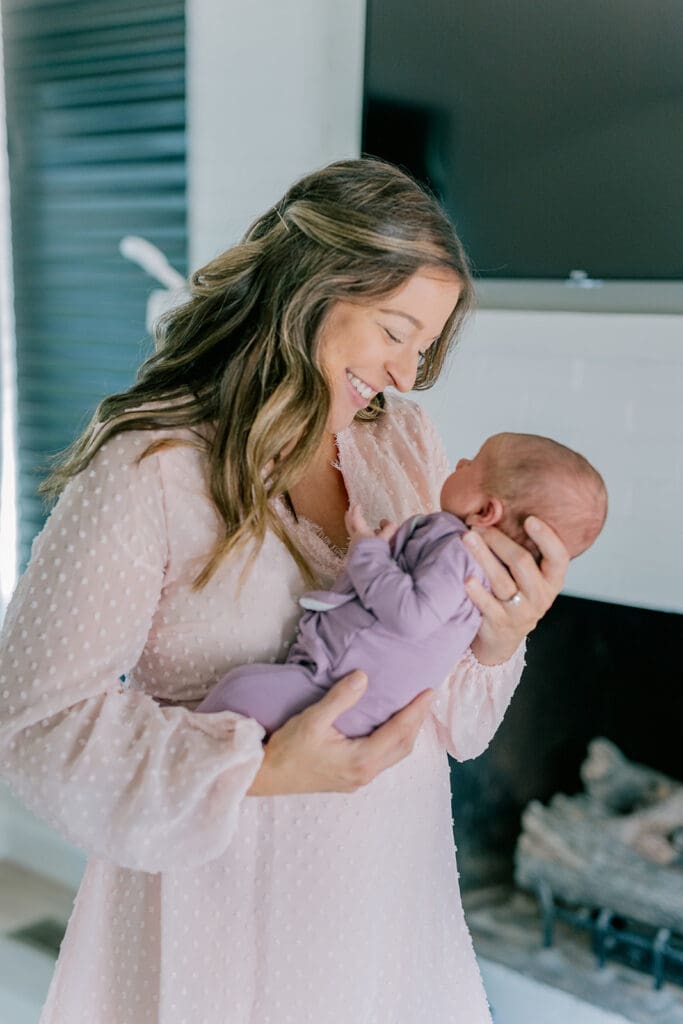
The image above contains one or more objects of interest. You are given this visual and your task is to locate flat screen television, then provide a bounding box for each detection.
[362,0,683,283]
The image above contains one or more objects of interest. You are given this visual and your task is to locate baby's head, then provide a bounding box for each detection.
[441,433,607,560]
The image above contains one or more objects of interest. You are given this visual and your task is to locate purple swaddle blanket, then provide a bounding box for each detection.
[197,511,488,736]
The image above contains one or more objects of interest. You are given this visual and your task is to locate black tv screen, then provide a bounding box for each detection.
[363,0,683,281]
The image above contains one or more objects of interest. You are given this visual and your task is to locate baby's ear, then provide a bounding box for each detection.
[466,497,503,528]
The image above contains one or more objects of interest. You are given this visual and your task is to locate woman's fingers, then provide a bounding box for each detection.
[462,575,503,620]
[267,673,436,794]
[311,670,368,732]
[464,524,565,605]
[254,671,431,796]
[355,688,434,773]
[461,516,571,667]
[525,516,570,592]
[462,528,529,598]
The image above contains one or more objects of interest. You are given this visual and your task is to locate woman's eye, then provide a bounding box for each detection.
[384,327,403,344]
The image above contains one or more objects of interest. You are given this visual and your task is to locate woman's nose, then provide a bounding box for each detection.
[386,351,419,393]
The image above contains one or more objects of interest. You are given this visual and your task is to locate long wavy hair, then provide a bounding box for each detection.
[40,158,474,587]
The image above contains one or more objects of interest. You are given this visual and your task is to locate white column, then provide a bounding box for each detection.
[187,0,366,268]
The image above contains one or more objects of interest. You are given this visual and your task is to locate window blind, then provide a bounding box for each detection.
[1,0,187,569]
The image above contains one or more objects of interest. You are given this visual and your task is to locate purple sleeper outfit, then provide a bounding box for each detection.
[197,510,489,736]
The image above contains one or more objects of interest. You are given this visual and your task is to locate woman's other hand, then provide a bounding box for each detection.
[461,515,570,666]
[246,671,434,796]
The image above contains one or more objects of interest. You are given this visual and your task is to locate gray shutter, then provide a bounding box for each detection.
[2,0,187,568]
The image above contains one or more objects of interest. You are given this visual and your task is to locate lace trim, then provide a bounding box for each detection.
[272,397,421,585]
[298,515,347,562]
[272,495,344,587]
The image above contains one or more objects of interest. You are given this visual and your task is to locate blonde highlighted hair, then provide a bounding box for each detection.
[41,158,474,586]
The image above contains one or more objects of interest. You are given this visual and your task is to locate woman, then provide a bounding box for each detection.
[0,159,567,1022]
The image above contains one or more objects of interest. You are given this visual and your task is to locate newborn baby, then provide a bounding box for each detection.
[197,432,607,737]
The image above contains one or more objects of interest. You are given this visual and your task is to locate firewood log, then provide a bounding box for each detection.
[515,740,683,930]
[580,738,677,813]
[614,791,683,865]
[515,797,683,932]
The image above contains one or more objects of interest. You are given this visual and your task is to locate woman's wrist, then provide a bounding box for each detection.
[469,631,522,667]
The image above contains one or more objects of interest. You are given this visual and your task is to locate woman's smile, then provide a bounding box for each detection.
[318,268,462,433]
[345,370,377,405]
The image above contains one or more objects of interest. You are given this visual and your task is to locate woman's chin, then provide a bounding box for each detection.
[326,406,356,434]
[327,419,352,435]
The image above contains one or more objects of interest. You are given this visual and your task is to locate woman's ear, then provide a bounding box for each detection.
[465,497,503,528]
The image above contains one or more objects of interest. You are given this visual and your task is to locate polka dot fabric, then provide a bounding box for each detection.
[0,395,524,1023]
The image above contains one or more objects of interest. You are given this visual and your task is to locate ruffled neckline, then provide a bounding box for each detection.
[272,423,359,586]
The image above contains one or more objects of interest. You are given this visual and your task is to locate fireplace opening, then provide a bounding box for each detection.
[451,594,683,1019]
[451,594,683,890]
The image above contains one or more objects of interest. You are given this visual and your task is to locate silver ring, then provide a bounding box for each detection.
[506,591,522,606]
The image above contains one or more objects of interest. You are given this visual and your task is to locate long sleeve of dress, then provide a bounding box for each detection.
[0,432,266,873]
[412,402,527,762]
[430,642,526,761]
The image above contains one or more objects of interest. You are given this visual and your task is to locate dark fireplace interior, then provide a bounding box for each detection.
[449,594,683,892]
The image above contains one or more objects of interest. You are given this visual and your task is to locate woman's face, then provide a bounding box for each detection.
[317,268,462,433]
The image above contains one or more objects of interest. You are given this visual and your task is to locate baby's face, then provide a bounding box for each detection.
[439,441,492,521]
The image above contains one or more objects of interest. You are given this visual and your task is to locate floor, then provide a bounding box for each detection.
[0,859,74,1024]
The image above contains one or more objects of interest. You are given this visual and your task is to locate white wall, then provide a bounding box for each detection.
[187,0,366,268]
[187,1,683,614]
[417,311,683,614]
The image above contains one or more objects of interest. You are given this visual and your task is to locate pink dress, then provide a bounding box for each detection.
[0,394,525,1023]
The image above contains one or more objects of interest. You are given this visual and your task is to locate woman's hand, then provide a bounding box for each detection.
[461,515,570,666]
[246,671,434,796]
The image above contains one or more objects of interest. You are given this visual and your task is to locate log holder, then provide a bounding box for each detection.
[535,880,683,991]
